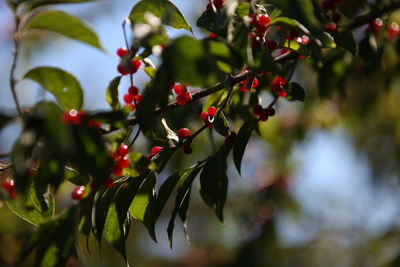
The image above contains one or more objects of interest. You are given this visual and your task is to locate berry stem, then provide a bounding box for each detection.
[9,12,23,117]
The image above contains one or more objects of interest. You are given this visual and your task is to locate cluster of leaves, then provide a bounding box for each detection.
[1,0,400,266]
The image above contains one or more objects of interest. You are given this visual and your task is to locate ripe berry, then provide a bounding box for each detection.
[173,84,186,95]
[61,109,85,125]
[128,86,139,96]
[252,78,259,88]
[207,106,217,116]
[388,22,400,40]
[265,40,278,52]
[117,157,130,168]
[253,104,263,116]
[212,0,224,9]
[332,12,341,23]
[151,146,163,156]
[270,76,287,93]
[209,32,217,39]
[71,186,85,200]
[117,64,130,76]
[2,179,16,198]
[279,91,288,97]
[177,128,191,138]
[266,107,276,116]
[104,177,114,188]
[176,92,191,106]
[112,164,123,176]
[130,59,142,73]
[224,131,236,145]
[116,47,129,57]
[325,23,337,32]
[135,94,143,103]
[259,110,269,121]
[182,144,193,154]
[117,144,129,157]
[123,93,134,104]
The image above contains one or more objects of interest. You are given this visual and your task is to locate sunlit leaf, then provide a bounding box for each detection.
[105,76,121,110]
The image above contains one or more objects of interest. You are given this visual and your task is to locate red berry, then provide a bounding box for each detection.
[388,22,400,40]
[112,164,123,176]
[104,177,114,188]
[253,104,263,116]
[130,59,141,73]
[270,76,287,93]
[117,157,130,168]
[173,84,186,95]
[117,64,130,76]
[71,186,85,200]
[87,120,102,128]
[265,107,276,116]
[182,144,193,154]
[117,144,129,157]
[116,47,129,57]
[61,109,85,125]
[135,94,143,103]
[177,128,191,138]
[128,86,139,96]
[259,110,269,121]
[123,93,134,104]
[252,78,259,88]
[201,112,208,121]
[212,0,224,9]
[239,85,248,92]
[176,92,191,106]
[325,23,337,32]
[207,106,217,116]
[2,180,15,192]
[278,90,287,97]
[209,32,217,39]
[151,146,163,156]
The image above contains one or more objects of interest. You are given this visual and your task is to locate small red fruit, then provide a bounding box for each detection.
[116,47,129,57]
[71,186,85,200]
[128,86,139,96]
[332,12,341,23]
[259,110,269,121]
[182,144,193,154]
[265,40,278,52]
[130,59,142,73]
[173,84,186,95]
[151,146,163,156]
[135,94,143,103]
[209,32,217,39]
[177,128,191,138]
[253,104,263,116]
[266,107,276,116]
[112,164,123,176]
[176,92,191,106]
[117,144,129,157]
[207,106,217,116]
[123,93,134,104]
[104,177,114,188]
[117,64,130,76]
[117,157,130,168]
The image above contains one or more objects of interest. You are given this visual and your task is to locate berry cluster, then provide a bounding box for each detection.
[201,106,217,128]
[253,104,276,122]
[116,47,142,76]
[112,143,130,176]
[71,185,85,201]
[270,76,288,97]
[239,77,259,92]
[207,0,224,11]
[123,85,143,111]
[321,0,342,23]
[2,179,16,199]
[250,14,271,34]
[173,84,192,106]
[365,18,383,35]
[61,109,101,128]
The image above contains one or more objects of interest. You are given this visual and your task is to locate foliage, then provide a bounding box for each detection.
[2,0,400,265]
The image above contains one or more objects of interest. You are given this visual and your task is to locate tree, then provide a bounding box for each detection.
[1,0,400,266]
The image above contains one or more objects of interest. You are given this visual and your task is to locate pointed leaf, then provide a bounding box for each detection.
[105,76,121,110]
[24,67,83,110]
[288,82,306,102]
[25,10,103,50]
[233,119,258,174]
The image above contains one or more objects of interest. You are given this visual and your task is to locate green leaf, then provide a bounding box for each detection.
[143,66,156,78]
[269,17,300,28]
[235,2,250,18]
[6,190,54,226]
[104,203,127,261]
[288,82,306,101]
[197,9,228,36]
[24,67,83,110]
[17,208,77,267]
[199,145,230,222]
[167,165,202,248]
[283,39,311,56]
[25,0,97,10]
[25,10,103,50]
[333,28,356,55]
[129,172,157,241]
[149,146,178,174]
[213,112,231,137]
[233,119,258,174]
[129,0,192,33]
[155,171,181,219]
[105,76,121,110]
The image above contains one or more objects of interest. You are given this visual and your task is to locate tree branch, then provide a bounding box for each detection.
[9,13,23,116]
[346,2,400,30]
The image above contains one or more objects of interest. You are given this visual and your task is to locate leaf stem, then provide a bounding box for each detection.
[9,13,23,117]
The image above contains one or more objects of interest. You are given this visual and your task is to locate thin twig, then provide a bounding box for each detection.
[0,153,11,158]
[9,14,23,116]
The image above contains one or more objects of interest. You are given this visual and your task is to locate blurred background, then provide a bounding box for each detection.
[2,0,400,266]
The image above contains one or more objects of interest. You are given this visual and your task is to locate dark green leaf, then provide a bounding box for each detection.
[288,82,306,101]
[25,0,97,10]
[25,10,103,50]
[235,2,250,18]
[149,146,178,173]
[105,76,121,110]
[213,112,231,137]
[24,67,83,110]
[233,119,258,174]
[129,0,192,33]
[167,165,202,248]
[129,172,157,241]
[6,190,54,226]
[333,28,356,55]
